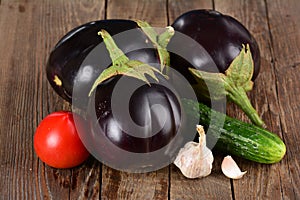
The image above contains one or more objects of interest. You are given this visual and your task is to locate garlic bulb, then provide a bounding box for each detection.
[221,155,247,179]
[174,125,214,178]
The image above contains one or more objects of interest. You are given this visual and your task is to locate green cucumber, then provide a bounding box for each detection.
[182,99,286,164]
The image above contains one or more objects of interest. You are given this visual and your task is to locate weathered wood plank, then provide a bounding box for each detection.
[107,0,167,27]
[215,0,299,199]
[100,1,170,200]
[35,1,105,199]
[167,1,233,200]
[215,0,285,199]
[170,155,233,200]
[0,0,105,199]
[266,0,300,198]
[168,0,212,23]
[0,1,70,199]
[69,158,101,200]
[1,0,299,199]
[102,168,168,200]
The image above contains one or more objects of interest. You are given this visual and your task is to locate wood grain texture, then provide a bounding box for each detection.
[107,0,168,27]
[100,1,169,199]
[168,2,233,200]
[170,154,232,200]
[168,0,212,23]
[0,0,105,199]
[215,0,285,199]
[266,0,300,198]
[101,168,169,200]
[215,0,299,199]
[0,0,300,199]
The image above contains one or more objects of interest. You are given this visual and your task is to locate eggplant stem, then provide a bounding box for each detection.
[227,85,266,128]
[98,30,129,66]
[89,28,167,96]
[189,45,265,127]
[136,20,174,72]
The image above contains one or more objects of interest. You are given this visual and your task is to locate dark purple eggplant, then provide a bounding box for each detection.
[76,74,198,172]
[46,19,160,103]
[168,9,260,81]
[46,21,187,161]
[167,10,264,127]
[82,29,182,153]
[70,29,198,172]
[88,76,180,153]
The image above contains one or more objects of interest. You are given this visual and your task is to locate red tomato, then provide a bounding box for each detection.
[34,111,90,168]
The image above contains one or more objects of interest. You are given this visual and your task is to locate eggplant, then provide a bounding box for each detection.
[45,13,264,171]
[168,9,260,81]
[76,74,198,172]
[66,27,198,172]
[46,19,159,103]
[46,20,187,164]
[88,76,180,153]
[167,10,265,127]
[47,12,260,104]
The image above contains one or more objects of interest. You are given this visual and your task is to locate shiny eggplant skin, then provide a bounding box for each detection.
[169,9,260,81]
[87,75,181,153]
[47,20,182,155]
[46,19,159,103]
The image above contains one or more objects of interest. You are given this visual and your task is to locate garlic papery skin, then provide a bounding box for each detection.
[221,155,247,179]
[173,125,214,179]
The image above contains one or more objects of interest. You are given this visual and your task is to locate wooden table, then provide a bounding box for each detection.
[1,0,299,199]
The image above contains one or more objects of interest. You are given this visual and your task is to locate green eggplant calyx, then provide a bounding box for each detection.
[136,20,174,73]
[190,44,265,127]
[89,29,168,96]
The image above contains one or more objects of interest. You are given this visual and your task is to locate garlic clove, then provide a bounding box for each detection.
[221,155,247,179]
[174,125,214,179]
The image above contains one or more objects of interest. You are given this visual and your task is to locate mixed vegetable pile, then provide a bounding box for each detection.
[35,9,286,178]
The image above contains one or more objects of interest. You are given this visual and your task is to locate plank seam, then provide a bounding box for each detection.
[104,0,108,20]
[230,179,235,200]
[69,170,72,200]
[99,163,103,199]
[166,0,170,25]
[168,165,171,200]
